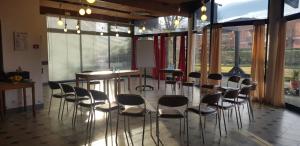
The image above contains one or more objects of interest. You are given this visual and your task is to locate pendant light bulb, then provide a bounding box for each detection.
[64,28,68,32]
[201,6,207,12]
[100,32,103,36]
[57,17,64,26]
[174,19,180,26]
[142,26,146,31]
[79,8,85,15]
[76,24,79,29]
[86,7,92,15]
[86,0,95,4]
[77,29,81,34]
[201,14,207,21]
[116,33,119,37]
[127,29,131,34]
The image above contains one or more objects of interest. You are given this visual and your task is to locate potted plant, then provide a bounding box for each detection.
[290,70,300,95]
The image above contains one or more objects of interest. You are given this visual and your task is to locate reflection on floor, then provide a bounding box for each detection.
[1,78,300,146]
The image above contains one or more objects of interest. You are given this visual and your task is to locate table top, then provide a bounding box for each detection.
[76,70,140,79]
[0,81,35,90]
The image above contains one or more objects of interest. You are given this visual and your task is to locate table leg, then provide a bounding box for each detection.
[103,80,106,93]
[87,80,90,90]
[2,91,6,115]
[23,88,27,111]
[0,90,4,119]
[114,79,117,97]
[106,80,110,100]
[76,76,79,87]
[128,76,131,91]
[118,77,121,94]
[32,85,36,117]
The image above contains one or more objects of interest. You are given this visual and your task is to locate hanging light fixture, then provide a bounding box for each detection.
[86,6,92,15]
[79,8,85,15]
[116,33,119,37]
[142,25,146,31]
[138,27,143,33]
[100,32,104,36]
[200,0,207,21]
[174,7,181,27]
[86,0,95,4]
[127,29,131,34]
[57,16,64,26]
[77,29,81,34]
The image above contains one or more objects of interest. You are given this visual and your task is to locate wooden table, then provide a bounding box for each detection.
[0,81,35,119]
[158,68,181,89]
[76,70,142,96]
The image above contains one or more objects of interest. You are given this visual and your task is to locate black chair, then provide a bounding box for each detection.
[201,73,222,90]
[156,95,189,146]
[237,86,254,121]
[240,78,251,88]
[115,94,146,146]
[187,92,222,144]
[217,89,242,130]
[182,72,201,100]
[165,70,184,94]
[48,81,63,118]
[227,75,241,88]
[91,90,118,142]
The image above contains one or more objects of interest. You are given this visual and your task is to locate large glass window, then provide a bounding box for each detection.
[193,34,202,71]
[48,33,81,81]
[110,37,132,69]
[284,0,300,16]
[215,0,268,23]
[221,26,253,76]
[82,35,109,71]
[284,19,300,107]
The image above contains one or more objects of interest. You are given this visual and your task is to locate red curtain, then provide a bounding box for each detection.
[159,35,166,79]
[152,35,160,79]
[131,36,138,70]
[178,35,186,81]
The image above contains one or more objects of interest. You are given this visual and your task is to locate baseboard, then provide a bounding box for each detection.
[285,103,300,114]
[4,103,44,114]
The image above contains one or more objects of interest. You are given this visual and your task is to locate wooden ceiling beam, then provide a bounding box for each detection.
[40,0,152,20]
[40,6,132,23]
[99,0,189,17]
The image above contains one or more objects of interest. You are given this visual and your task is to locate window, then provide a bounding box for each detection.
[284,0,300,16]
[47,16,78,30]
[215,0,268,23]
[193,34,202,71]
[81,35,109,71]
[110,25,130,33]
[48,32,81,81]
[110,37,132,69]
[81,20,108,32]
[221,26,253,76]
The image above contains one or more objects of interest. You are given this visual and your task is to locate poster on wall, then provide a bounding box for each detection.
[13,32,28,51]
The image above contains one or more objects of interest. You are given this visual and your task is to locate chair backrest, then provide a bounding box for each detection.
[251,82,257,91]
[172,70,184,77]
[48,81,60,90]
[74,87,91,99]
[241,78,251,86]
[223,89,239,99]
[240,86,251,95]
[201,92,222,106]
[60,83,75,94]
[158,95,189,107]
[90,90,108,101]
[116,94,144,106]
[208,73,222,81]
[189,72,201,79]
[227,75,241,87]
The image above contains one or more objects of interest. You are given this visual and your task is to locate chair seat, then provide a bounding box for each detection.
[121,107,145,117]
[216,102,234,109]
[165,80,177,84]
[95,102,119,112]
[187,106,217,115]
[158,109,184,118]
[65,96,88,102]
[52,94,63,98]
[201,84,215,89]
[238,94,249,99]
[79,100,103,107]
[223,98,246,104]
[182,82,194,86]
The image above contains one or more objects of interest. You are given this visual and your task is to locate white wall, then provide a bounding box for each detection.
[0,0,47,109]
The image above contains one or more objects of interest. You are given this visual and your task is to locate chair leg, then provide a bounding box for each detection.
[61,100,66,121]
[142,114,146,146]
[66,102,69,112]
[246,102,252,122]
[105,112,109,143]
[58,98,63,119]
[115,113,119,146]
[123,116,130,146]
[179,118,182,135]
[74,104,79,127]
[249,99,255,120]
[217,109,222,137]
[186,112,189,146]
[72,103,76,127]
[156,116,160,146]
[48,95,53,115]
[234,105,240,129]
[237,105,243,128]
[199,116,205,144]
[127,117,134,145]
[221,109,227,135]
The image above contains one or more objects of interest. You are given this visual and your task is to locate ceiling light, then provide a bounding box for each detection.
[77,29,81,34]
[64,28,68,32]
[57,16,64,26]
[76,24,79,29]
[86,7,92,15]
[127,29,131,34]
[116,33,119,37]
[86,0,95,4]
[174,19,180,26]
[142,26,146,31]
[201,6,207,12]
[79,8,85,15]
[138,28,143,33]
[100,32,103,36]
[201,14,207,21]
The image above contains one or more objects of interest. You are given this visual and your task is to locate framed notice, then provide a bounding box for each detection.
[13,32,28,51]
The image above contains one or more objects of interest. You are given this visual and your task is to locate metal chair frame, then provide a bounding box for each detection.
[48,81,63,119]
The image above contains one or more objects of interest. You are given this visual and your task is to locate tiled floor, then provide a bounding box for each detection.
[1,78,300,146]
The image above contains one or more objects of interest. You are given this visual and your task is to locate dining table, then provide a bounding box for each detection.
[157,68,182,90]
